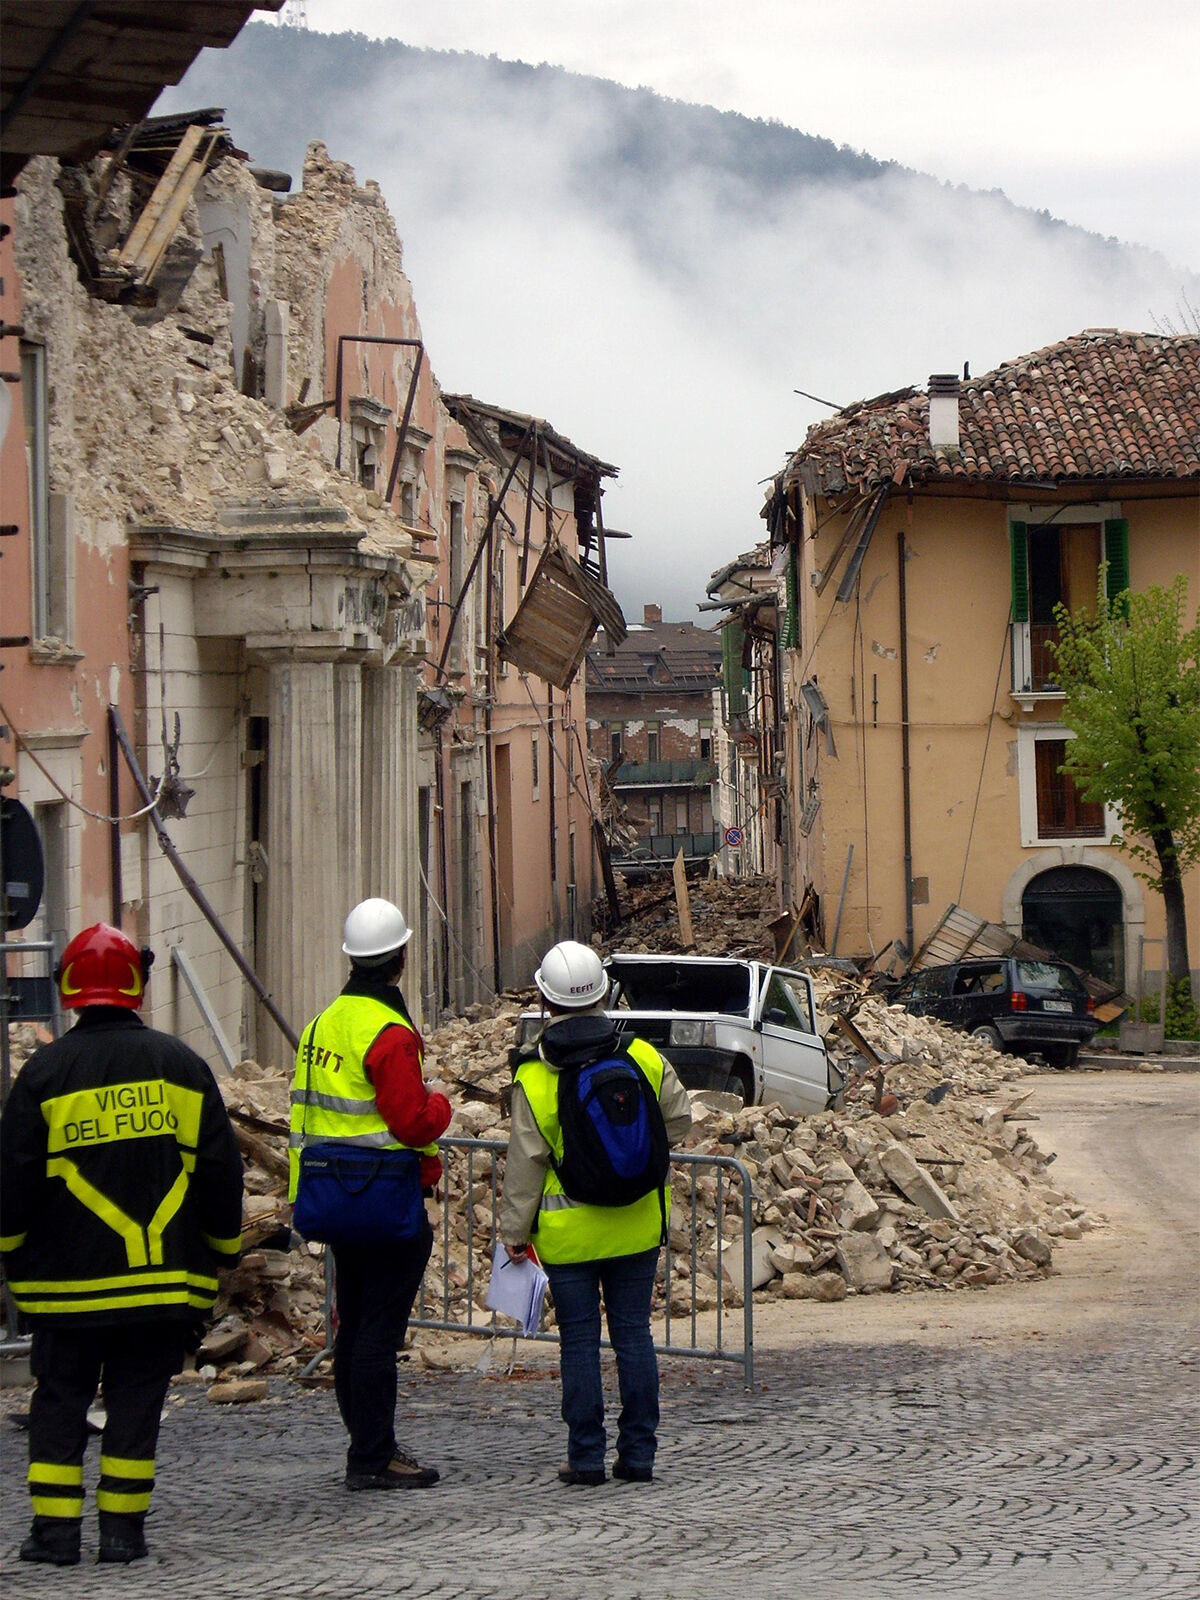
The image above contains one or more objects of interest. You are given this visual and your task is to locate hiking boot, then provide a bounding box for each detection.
[613,1459,653,1483]
[345,1448,439,1490]
[20,1521,81,1566]
[98,1512,148,1563]
[557,1464,606,1486]
[98,1529,148,1564]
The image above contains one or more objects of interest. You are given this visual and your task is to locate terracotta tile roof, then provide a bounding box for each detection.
[586,619,722,691]
[789,331,1200,494]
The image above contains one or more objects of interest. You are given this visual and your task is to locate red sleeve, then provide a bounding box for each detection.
[364,1023,452,1187]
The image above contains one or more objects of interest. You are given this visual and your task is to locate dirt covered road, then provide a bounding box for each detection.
[750,1068,1200,1350]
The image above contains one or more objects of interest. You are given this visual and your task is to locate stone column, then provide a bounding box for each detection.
[334,662,364,915]
[263,653,341,1043]
[362,660,424,1018]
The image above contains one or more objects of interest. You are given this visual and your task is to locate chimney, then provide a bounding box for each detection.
[928,373,960,451]
[643,602,662,625]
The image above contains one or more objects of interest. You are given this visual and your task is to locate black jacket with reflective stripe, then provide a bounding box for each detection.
[0,1009,244,1325]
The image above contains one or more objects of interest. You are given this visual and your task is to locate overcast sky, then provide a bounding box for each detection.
[296,0,1199,270]
[225,3,1198,616]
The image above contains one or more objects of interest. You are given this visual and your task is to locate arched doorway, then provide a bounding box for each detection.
[1022,865,1124,986]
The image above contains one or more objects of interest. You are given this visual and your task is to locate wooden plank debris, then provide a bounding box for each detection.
[673,849,696,951]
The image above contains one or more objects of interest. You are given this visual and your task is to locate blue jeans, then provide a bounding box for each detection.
[545,1248,660,1473]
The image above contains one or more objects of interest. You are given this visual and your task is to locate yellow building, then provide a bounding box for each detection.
[772,330,1199,998]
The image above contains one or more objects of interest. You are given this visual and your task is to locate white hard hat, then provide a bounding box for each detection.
[534,941,608,1009]
[342,898,413,960]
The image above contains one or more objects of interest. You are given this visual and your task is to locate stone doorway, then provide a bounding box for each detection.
[1021,865,1124,987]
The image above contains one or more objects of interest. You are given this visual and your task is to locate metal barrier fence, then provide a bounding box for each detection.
[410,1136,756,1388]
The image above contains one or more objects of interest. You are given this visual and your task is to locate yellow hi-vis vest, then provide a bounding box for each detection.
[288,994,436,1201]
[514,1036,669,1264]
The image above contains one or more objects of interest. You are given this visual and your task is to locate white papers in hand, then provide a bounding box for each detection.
[484,1242,548,1337]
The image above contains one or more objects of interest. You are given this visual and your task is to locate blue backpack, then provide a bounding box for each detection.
[553,1053,671,1232]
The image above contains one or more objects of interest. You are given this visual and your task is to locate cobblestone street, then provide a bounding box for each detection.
[2,1324,1197,1600]
[3,1075,1197,1598]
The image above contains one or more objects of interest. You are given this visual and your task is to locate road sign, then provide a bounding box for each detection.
[723,825,744,849]
[1,796,44,929]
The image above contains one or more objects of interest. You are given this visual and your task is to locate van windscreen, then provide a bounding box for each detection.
[1015,961,1086,995]
[608,960,752,1015]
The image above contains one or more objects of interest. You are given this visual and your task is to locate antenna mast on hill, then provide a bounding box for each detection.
[275,0,309,26]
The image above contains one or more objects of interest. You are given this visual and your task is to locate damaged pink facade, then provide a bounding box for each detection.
[1,129,617,1066]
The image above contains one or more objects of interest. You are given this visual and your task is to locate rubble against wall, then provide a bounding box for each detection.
[13,153,427,570]
[4,924,1099,1383]
[196,975,1092,1378]
[601,872,783,956]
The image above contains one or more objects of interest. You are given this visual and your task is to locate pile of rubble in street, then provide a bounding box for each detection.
[2,918,1098,1384]
[198,970,1091,1376]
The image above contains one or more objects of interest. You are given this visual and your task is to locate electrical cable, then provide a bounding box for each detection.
[417,853,497,1001]
[1,698,165,822]
[956,608,1015,906]
[853,584,875,956]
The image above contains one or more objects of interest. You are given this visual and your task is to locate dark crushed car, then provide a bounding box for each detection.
[890,956,1098,1068]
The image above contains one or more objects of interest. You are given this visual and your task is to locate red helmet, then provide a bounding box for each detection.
[56,924,148,1010]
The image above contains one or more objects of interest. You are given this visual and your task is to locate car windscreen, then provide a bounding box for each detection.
[1015,960,1086,996]
[607,959,752,1015]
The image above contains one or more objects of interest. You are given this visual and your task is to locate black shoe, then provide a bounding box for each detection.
[613,1459,653,1483]
[557,1465,606,1486]
[20,1524,81,1566]
[98,1530,148,1564]
[346,1449,440,1490]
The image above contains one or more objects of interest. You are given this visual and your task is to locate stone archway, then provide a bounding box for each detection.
[1021,866,1125,987]
[1002,848,1144,988]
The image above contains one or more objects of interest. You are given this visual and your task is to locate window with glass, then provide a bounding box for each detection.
[1034,739,1105,839]
[760,972,814,1033]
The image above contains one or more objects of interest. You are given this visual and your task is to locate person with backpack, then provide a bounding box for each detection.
[499,940,692,1487]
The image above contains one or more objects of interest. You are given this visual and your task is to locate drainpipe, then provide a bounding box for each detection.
[434,723,451,1011]
[481,512,501,995]
[107,713,123,924]
[547,683,558,935]
[897,525,915,958]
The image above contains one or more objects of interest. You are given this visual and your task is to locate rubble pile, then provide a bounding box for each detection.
[205,1061,328,1376]
[668,1070,1076,1308]
[3,965,1096,1377]
[602,872,780,959]
[420,996,1088,1313]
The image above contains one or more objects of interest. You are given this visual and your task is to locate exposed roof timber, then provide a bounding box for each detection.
[1,1,281,185]
[834,484,889,604]
[441,392,618,480]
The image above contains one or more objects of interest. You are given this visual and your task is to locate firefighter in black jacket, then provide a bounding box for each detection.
[0,924,244,1567]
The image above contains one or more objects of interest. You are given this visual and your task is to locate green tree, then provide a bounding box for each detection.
[1051,575,1200,987]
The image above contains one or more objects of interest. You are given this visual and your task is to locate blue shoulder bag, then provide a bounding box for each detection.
[291,1014,426,1247]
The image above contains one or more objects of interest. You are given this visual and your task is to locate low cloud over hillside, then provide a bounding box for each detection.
[163,26,1198,614]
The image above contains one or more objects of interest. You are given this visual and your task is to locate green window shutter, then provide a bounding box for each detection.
[1103,518,1130,602]
[779,547,799,649]
[1009,521,1029,623]
[722,621,747,716]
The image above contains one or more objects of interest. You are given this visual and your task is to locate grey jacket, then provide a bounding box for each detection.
[499,1011,693,1248]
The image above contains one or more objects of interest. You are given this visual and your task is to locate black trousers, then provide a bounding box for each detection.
[331,1219,433,1474]
[27,1324,186,1532]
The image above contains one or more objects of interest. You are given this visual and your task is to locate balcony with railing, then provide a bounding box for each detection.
[611,758,718,788]
[1012,622,1064,703]
[613,831,718,866]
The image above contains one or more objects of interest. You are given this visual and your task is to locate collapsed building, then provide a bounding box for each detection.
[1,112,622,1068]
